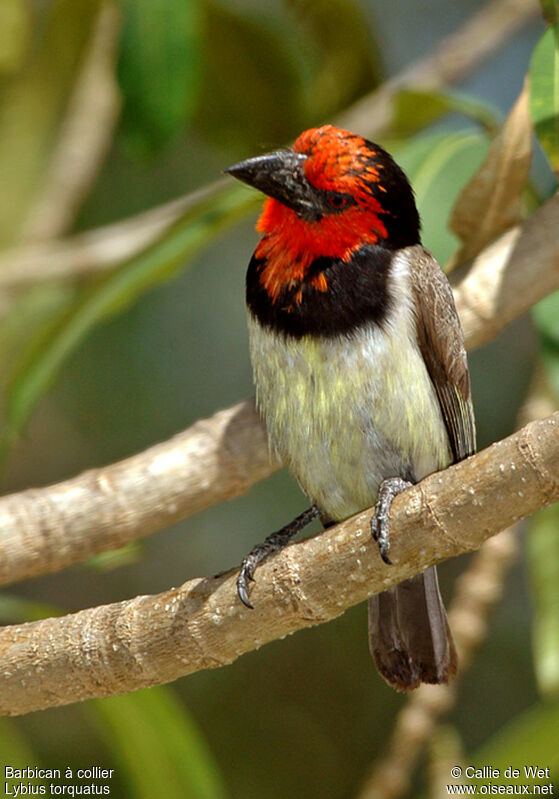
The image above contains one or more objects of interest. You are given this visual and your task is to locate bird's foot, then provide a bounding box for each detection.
[371,477,413,565]
[237,505,320,608]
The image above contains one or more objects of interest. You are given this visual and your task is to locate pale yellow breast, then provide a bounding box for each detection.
[248,263,451,521]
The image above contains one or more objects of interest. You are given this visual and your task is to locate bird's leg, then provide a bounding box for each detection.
[237,505,320,608]
[371,477,413,565]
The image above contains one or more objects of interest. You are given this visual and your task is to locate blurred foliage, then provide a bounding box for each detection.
[0,182,256,462]
[193,0,380,154]
[539,0,559,25]
[533,289,559,404]
[0,0,31,77]
[0,718,42,776]
[388,88,501,139]
[528,504,559,698]
[530,5,559,694]
[118,0,203,156]
[0,0,103,246]
[289,0,381,117]
[0,1,557,798]
[447,85,532,270]
[471,700,559,778]
[396,130,490,264]
[0,593,62,624]
[531,288,559,700]
[529,23,559,175]
[91,687,228,799]
[194,1,306,151]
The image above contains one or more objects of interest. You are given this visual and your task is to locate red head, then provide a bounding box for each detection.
[226,125,420,304]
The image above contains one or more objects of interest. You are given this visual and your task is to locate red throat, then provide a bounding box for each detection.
[255,198,387,303]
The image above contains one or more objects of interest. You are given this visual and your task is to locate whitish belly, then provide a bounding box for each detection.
[249,317,451,522]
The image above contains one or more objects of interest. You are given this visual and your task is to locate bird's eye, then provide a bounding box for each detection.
[328,193,349,209]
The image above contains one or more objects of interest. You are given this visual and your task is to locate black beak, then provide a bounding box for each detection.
[224,150,317,219]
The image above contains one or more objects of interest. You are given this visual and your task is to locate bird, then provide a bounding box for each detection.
[225,124,475,691]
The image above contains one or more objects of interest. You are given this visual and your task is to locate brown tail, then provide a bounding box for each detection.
[368,566,457,691]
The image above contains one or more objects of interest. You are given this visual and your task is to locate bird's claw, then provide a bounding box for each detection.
[371,477,413,565]
[237,560,256,609]
[236,505,320,609]
[371,512,392,565]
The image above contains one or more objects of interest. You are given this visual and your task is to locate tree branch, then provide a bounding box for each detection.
[0,191,557,588]
[0,400,273,586]
[0,412,557,716]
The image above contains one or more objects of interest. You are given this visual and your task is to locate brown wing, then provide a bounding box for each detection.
[411,246,476,463]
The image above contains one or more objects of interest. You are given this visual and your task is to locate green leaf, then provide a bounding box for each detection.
[471,701,559,778]
[0,0,103,246]
[530,24,559,175]
[118,0,203,156]
[528,505,559,697]
[0,183,258,462]
[390,88,501,138]
[92,687,228,799]
[395,130,490,265]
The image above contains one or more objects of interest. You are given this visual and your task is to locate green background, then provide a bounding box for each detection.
[0,1,557,797]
